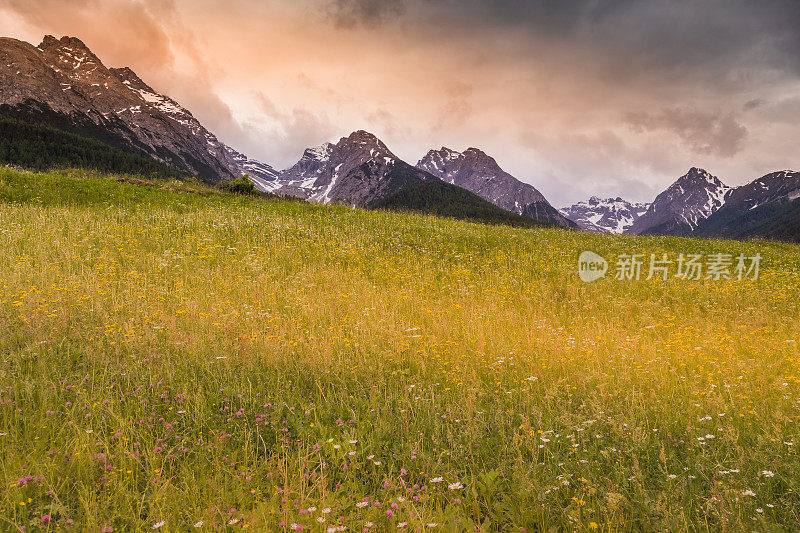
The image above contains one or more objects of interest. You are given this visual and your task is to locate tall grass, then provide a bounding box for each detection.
[1,168,798,531]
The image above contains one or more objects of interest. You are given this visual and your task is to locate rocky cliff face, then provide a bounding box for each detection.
[416,147,576,228]
[0,35,275,182]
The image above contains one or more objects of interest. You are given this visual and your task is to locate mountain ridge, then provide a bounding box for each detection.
[264,130,438,206]
[0,35,277,182]
[627,167,731,236]
[693,170,800,240]
[416,146,577,228]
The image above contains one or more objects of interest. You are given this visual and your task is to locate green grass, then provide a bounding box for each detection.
[1,167,799,531]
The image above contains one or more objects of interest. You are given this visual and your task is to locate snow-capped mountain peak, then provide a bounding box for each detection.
[416,147,462,182]
[721,170,800,212]
[114,68,191,119]
[627,167,731,236]
[265,130,426,205]
[224,147,279,191]
[693,170,800,239]
[560,197,649,234]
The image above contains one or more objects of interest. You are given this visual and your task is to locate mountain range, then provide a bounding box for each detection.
[694,170,800,240]
[561,168,800,241]
[0,35,567,229]
[559,197,649,234]
[0,35,798,241]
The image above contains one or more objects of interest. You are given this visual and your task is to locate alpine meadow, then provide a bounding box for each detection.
[2,1,800,530]
[1,168,798,531]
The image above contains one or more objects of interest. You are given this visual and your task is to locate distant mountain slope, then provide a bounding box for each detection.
[560,197,649,234]
[627,167,731,236]
[0,35,275,182]
[371,179,551,228]
[693,170,800,241]
[416,147,577,228]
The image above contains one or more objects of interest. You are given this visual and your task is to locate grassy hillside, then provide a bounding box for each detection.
[1,168,799,531]
[371,179,548,229]
[0,116,188,179]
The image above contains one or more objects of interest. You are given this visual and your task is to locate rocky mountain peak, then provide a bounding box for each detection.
[109,67,152,92]
[438,147,461,157]
[38,35,93,54]
[627,168,731,235]
[679,167,720,186]
[332,130,397,167]
[462,147,498,165]
[416,145,575,228]
[456,148,505,178]
[341,129,386,149]
[670,168,730,197]
[753,170,798,186]
[693,169,800,239]
[722,170,800,211]
[271,131,431,205]
[37,35,102,74]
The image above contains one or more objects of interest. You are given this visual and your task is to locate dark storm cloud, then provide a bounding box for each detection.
[624,108,748,158]
[327,0,405,28]
[326,0,800,77]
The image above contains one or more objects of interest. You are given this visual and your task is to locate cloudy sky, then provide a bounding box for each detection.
[1,0,798,205]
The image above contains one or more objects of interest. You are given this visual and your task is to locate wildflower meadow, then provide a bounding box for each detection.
[1,168,799,531]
